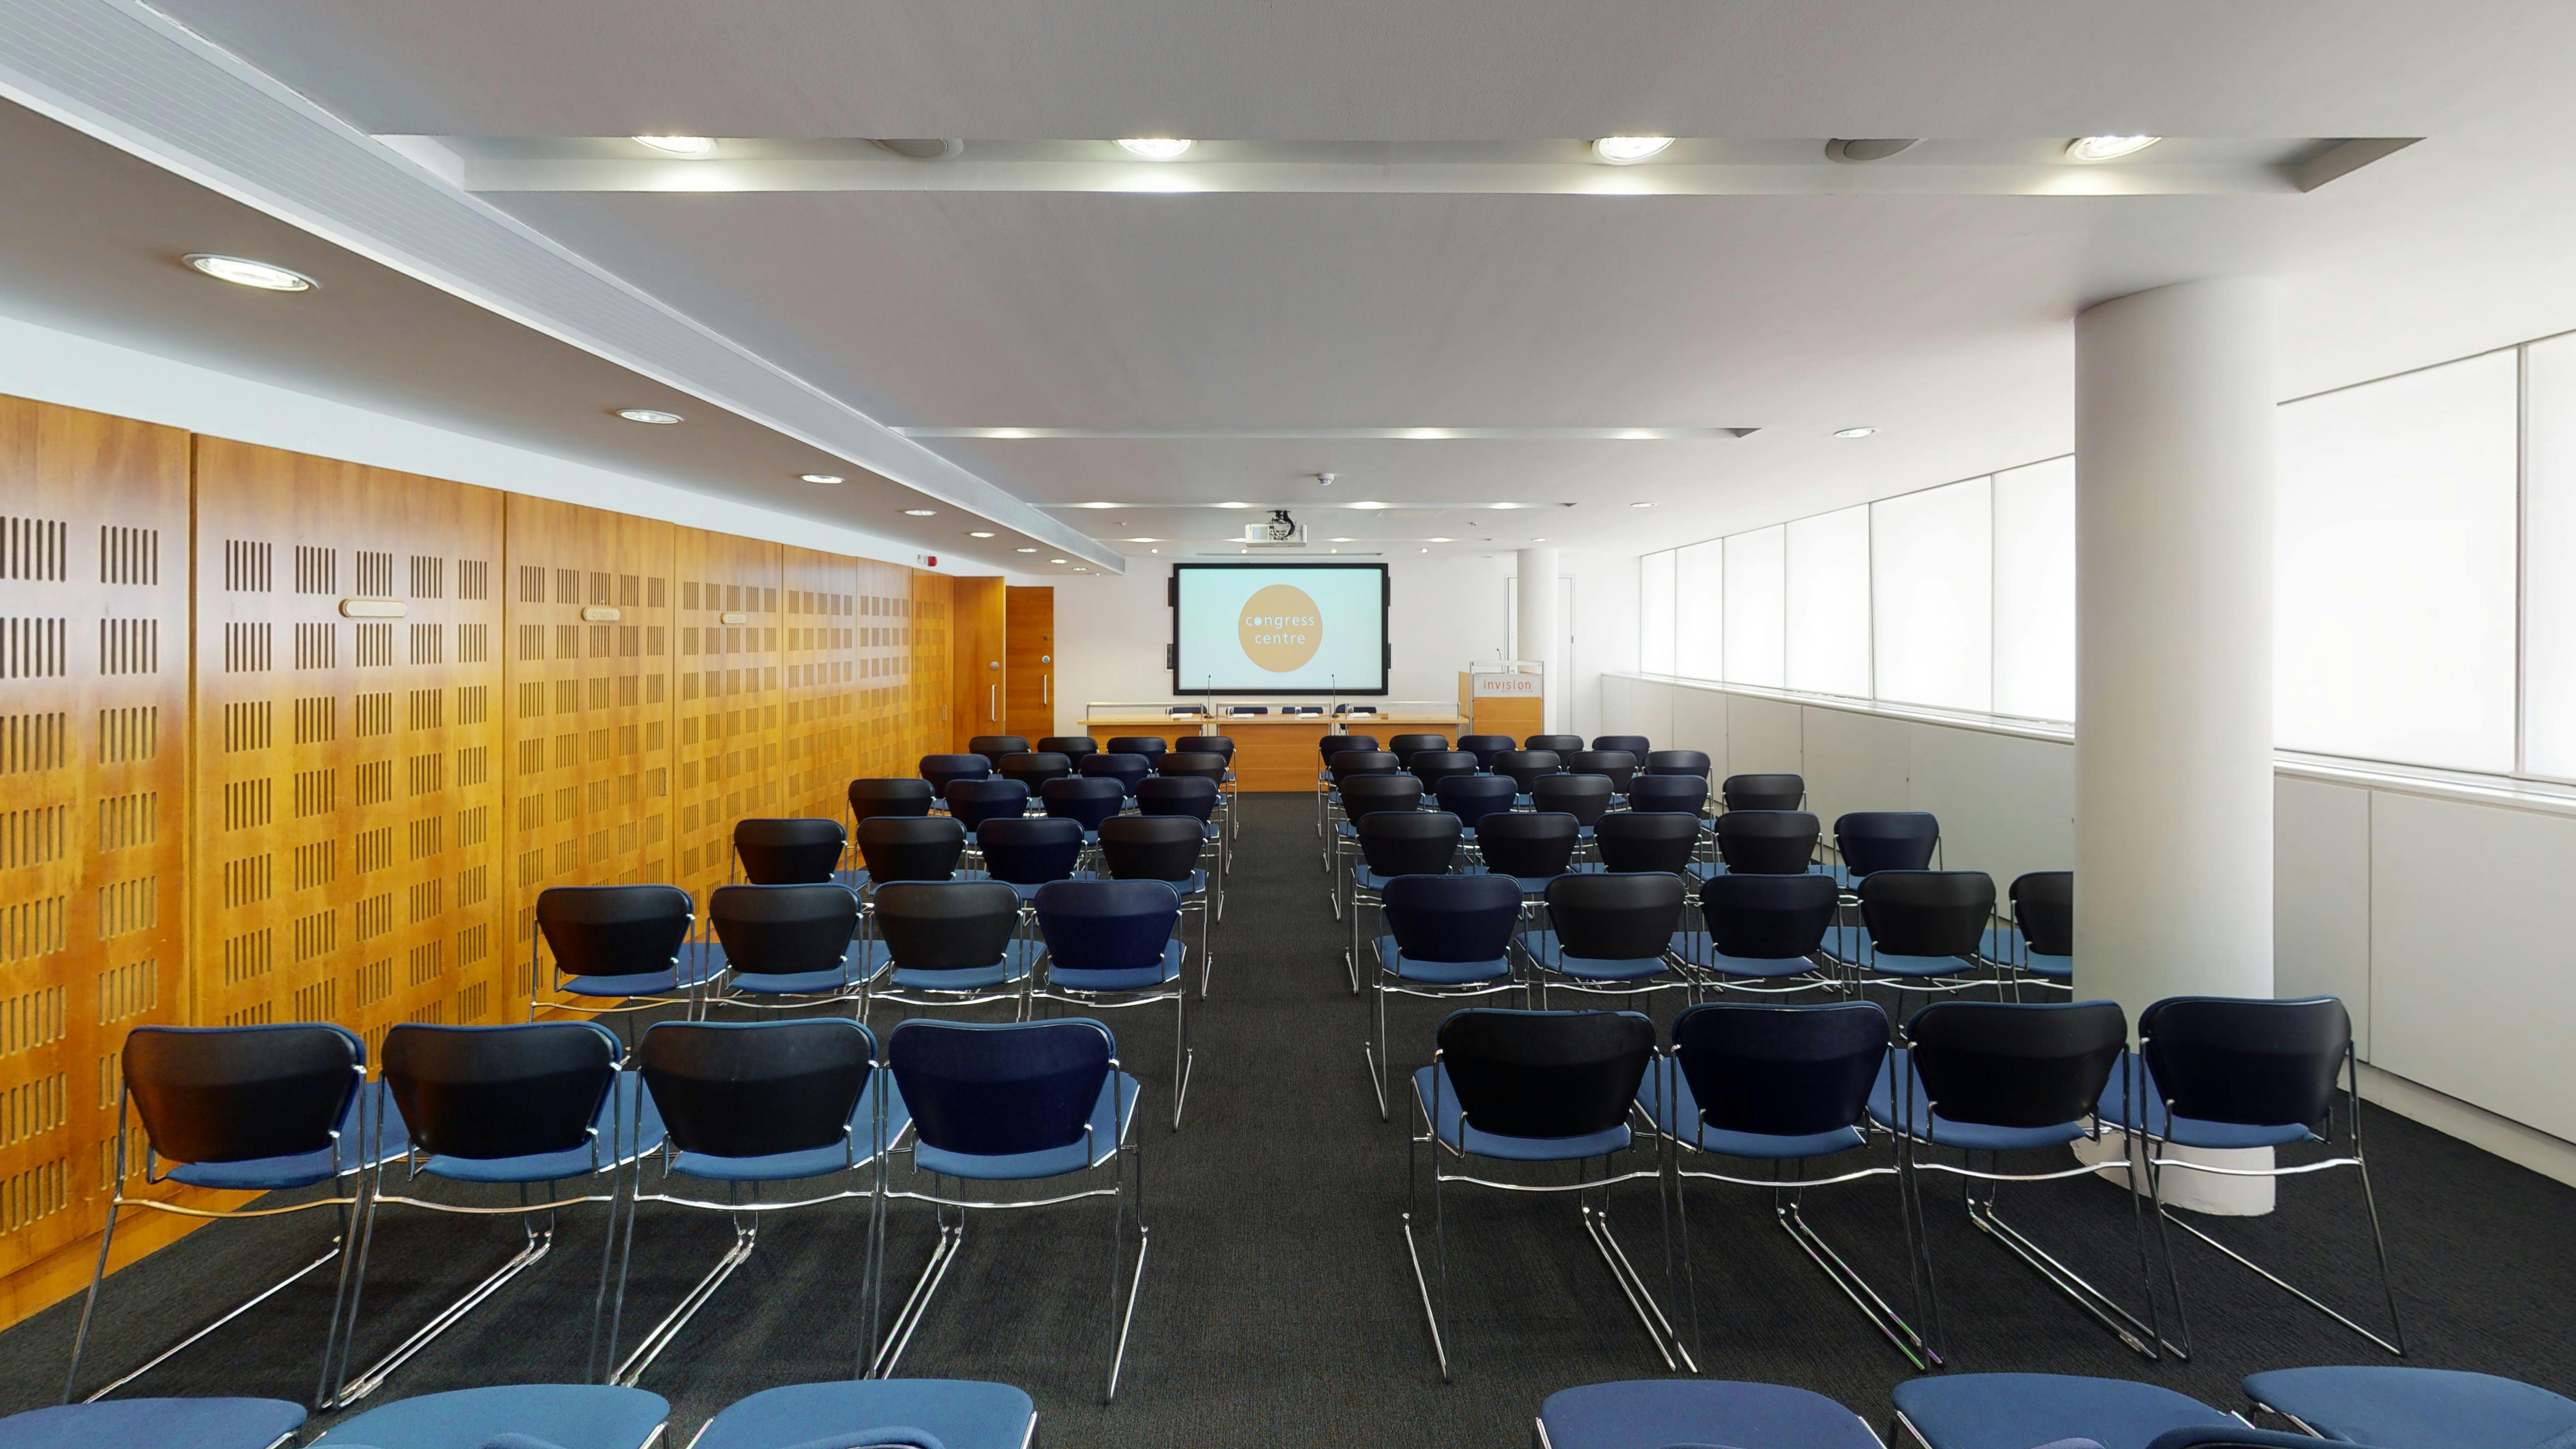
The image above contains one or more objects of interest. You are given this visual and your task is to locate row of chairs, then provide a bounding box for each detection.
[936,731,1241,845]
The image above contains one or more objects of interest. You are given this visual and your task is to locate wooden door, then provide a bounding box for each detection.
[1005,587,1055,742]
[950,577,1007,751]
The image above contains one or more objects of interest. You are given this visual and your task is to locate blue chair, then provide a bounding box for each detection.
[1531,772,1616,842]
[1837,870,1998,996]
[732,817,847,885]
[1037,734,1099,764]
[531,885,704,1038]
[2114,995,2404,1357]
[1156,753,1234,859]
[918,753,989,795]
[1684,872,1841,994]
[336,1022,663,1405]
[1526,733,1584,754]
[976,815,1087,902]
[995,750,1072,791]
[1435,772,1517,846]
[1368,874,1525,1122]
[1528,871,1694,1009]
[1348,809,1462,996]
[941,776,1029,832]
[607,1020,908,1384]
[876,1019,1146,1402]
[1648,1002,1933,1368]
[1533,1380,1880,1449]
[66,1024,405,1408]
[1830,809,1938,890]
[0,1398,306,1449]
[2243,1365,2576,1448]
[845,781,934,888]
[1455,734,1515,770]
[1892,1373,2279,1449]
[1332,772,1423,921]
[1407,1009,1682,1379]
[966,735,1029,761]
[691,1380,1036,1449]
[702,883,871,1014]
[1078,750,1150,802]
[861,881,1034,1020]
[1035,879,1192,1130]
[1592,734,1652,758]
[1316,734,1380,842]
[1643,748,1712,780]
[853,816,965,899]
[1474,810,1580,900]
[1624,772,1708,819]
[1137,774,1224,919]
[1494,749,1564,803]
[308,1384,667,1449]
[1041,774,1127,848]
[1104,735,1168,768]
[2006,870,2074,990]
[1101,814,1215,996]
[1713,810,1820,877]
[1723,772,1806,811]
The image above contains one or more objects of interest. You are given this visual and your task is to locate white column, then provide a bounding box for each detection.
[1517,548,1560,734]
[2074,278,2278,1213]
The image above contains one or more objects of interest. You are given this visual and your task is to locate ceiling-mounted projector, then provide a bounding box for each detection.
[1241,508,1305,547]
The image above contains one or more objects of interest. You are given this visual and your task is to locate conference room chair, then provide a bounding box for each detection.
[975,816,1089,905]
[1195,734,1242,839]
[1645,1001,1934,1369]
[967,734,1029,760]
[1332,771,1423,919]
[335,1021,661,1405]
[1137,773,1225,918]
[1529,772,1615,849]
[1839,870,1999,998]
[874,1018,1147,1402]
[1474,811,1582,922]
[1868,999,2164,1361]
[2004,869,2075,992]
[1407,748,1480,791]
[1493,748,1563,800]
[1435,771,1518,854]
[691,1380,1039,1449]
[1715,809,1821,875]
[1625,774,1713,871]
[1041,774,1127,852]
[1367,873,1525,1121]
[845,779,934,878]
[731,817,848,885]
[918,753,991,796]
[66,1024,402,1409]
[1829,809,1940,890]
[2110,994,2405,1358]
[1404,1008,1684,1379]
[996,749,1072,790]
[861,880,1035,1021]
[1037,734,1099,763]
[1525,733,1585,754]
[1315,733,1380,841]
[942,776,1031,834]
[531,885,703,1040]
[1388,732,1450,766]
[1722,772,1806,811]
[1157,751,1234,858]
[1532,1381,1881,1449]
[1104,734,1168,768]
[1592,810,1702,877]
[1348,809,1463,994]
[1455,733,1516,769]
[1099,814,1217,995]
[608,1018,905,1385]
[853,816,967,899]
[2243,1364,2576,1448]
[1891,1373,2307,1449]
[701,882,870,1016]
[1591,734,1652,757]
[1565,749,1639,793]
[1528,871,1695,1009]
[1686,872,1844,995]
[1,1396,311,1449]
[1077,749,1151,802]
[289,1384,669,1449]
[1644,748,1713,780]
[1035,878,1194,1130]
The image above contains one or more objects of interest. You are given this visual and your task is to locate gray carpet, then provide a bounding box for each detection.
[5,794,2574,1446]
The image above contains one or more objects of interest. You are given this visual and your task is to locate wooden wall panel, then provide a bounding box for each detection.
[781,547,859,821]
[1005,586,1055,743]
[191,439,507,1063]
[951,577,1007,752]
[909,573,956,769]
[671,533,785,903]
[0,397,190,1279]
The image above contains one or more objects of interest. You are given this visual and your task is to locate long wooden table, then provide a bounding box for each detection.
[1083,711,1465,792]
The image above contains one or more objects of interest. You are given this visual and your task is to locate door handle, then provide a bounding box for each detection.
[989,684,997,720]
[1041,676,1049,705]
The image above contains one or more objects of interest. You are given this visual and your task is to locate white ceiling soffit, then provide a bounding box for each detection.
[402,136,2419,199]
[0,0,1121,572]
[897,426,1758,440]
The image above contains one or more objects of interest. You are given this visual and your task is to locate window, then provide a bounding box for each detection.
[1992,457,2076,721]
[1673,540,1723,681]
[2524,335,2576,778]
[1639,550,1675,674]
[1721,528,1785,687]
[1785,506,1871,697]
[1871,477,1993,712]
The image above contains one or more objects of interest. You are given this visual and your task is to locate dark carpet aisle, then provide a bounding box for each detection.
[4,794,2575,1445]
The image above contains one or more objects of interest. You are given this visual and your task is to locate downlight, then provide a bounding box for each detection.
[1592,136,1675,165]
[617,408,683,425]
[632,135,714,156]
[1824,138,1921,163]
[1116,138,1193,161]
[800,473,845,485]
[2065,135,2161,162]
[1832,427,1878,439]
[184,254,315,291]
[870,139,964,160]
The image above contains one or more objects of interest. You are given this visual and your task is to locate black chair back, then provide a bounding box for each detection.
[1702,873,1839,960]
[733,817,848,885]
[1041,775,1127,830]
[1716,810,1820,874]
[1196,736,1237,763]
[1626,773,1709,817]
[1105,736,1169,764]
[710,883,860,975]
[1319,734,1380,762]
[1038,735,1100,762]
[1339,773,1424,822]
[1034,879,1181,972]
[1359,811,1462,877]
[1835,811,1939,875]
[1408,750,1480,789]
[920,754,990,792]
[1438,1009,1656,1139]
[122,1025,361,1165]
[943,777,1031,830]
[641,1020,875,1159]
[1098,814,1206,883]
[1907,1001,2127,1130]
[1643,749,1712,780]
[1493,750,1563,793]
[1594,812,1700,874]
[1078,752,1151,795]
[1388,734,1450,765]
[1673,1002,1889,1139]
[1138,775,1219,822]
[382,1022,620,1162]
[2141,997,2351,1131]
[1158,752,1228,783]
[1524,734,1584,754]
[1565,750,1638,790]
[977,816,1085,885]
[1859,870,1993,957]
[998,751,1073,788]
[1455,735,1515,769]
[872,881,1021,968]
[1476,811,1578,880]
[968,735,1030,760]
[1724,773,1806,810]
[1383,874,1523,964]
[538,884,693,978]
[856,815,966,884]
[1328,750,1400,783]
[1545,872,1684,961]
[1434,773,1518,833]
[1530,772,1614,825]
[889,1019,1112,1159]
[1589,734,1648,755]
[849,777,934,821]
[2010,871,2074,956]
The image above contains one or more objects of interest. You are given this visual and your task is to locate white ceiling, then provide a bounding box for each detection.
[19,1,2576,559]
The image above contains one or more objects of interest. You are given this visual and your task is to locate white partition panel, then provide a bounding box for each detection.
[1786,506,1873,698]
[1638,550,1676,675]
[1992,457,2077,722]
[1907,724,2074,897]
[1674,540,1723,682]
[1724,691,1803,776]
[1871,477,1994,711]
[1721,528,1785,687]
[2524,334,2576,779]
[1669,685,1726,765]
[2275,777,2374,1053]
[1800,705,1915,828]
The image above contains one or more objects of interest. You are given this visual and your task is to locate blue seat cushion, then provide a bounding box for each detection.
[1537,1379,1881,1449]
[2240,1365,2576,1449]
[994,873,1092,902]
[693,1381,1035,1449]
[710,939,879,997]
[419,1072,664,1184]
[665,1074,911,1184]
[0,1397,307,1449]
[320,1385,668,1449]
[1638,1068,1869,1161]
[1867,1051,2089,1152]
[913,1072,1140,1182]
[2097,1063,2318,1150]
[1685,860,1726,881]
[1046,940,1186,994]
[1672,933,1824,981]
[833,868,868,891]
[168,1080,410,1190]
[2023,951,2074,980]
[1527,930,1684,982]
[1892,1373,2235,1449]
[888,942,1036,993]
[1413,1064,1629,1162]
[1871,951,1979,979]
[1377,937,1511,986]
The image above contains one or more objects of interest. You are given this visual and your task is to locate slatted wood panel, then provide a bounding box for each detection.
[672,535,785,902]
[0,396,190,1280]
[780,547,857,821]
[951,577,1007,753]
[502,498,677,1014]
[191,440,507,1063]
[907,574,956,772]
[1004,586,1056,743]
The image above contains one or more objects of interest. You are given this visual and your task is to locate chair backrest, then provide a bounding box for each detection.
[1493,750,1563,792]
[1040,774,1127,829]
[1723,772,1807,810]
[1626,773,1709,817]
[1673,1002,1890,1139]
[1328,750,1400,783]
[967,735,1030,759]
[733,817,848,885]
[1359,810,1462,876]
[889,1019,1116,1159]
[1524,734,1585,754]
[1105,736,1168,762]
[1406,750,1479,788]
[1545,872,1685,961]
[1195,735,1237,762]
[382,1022,621,1162]
[1835,811,1939,875]
[1387,733,1450,763]
[1859,870,1994,957]
[1455,735,1516,768]
[1475,810,1579,880]
[1907,1000,2128,1129]
[919,754,991,792]
[122,1024,362,1165]
[871,881,1021,969]
[537,884,693,977]
[1437,1009,1657,1139]
[1434,772,1518,831]
[856,816,966,883]
[976,816,1086,885]
[997,751,1073,787]
[1382,873,1523,964]
[1098,814,1206,882]
[1157,752,1228,784]
[1034,878,1183,972]
[848,776,934,821]
[1339,772,1424,821]
[1594,811,1701,874]
[2140,996,2352,1131]
[2010,871,2074,955]
[1078,752,1151,794]
[709,883,861,975]
[1319,734,1379,761]
[640,1020,876,1159]
[1038,735,1099,761]
[1592,735,1652,756]
[1138,775,1219,822]
[1530,772,1615,825]
[1702,872,1839,960]
[1564,750,1638,790]
[942,777,1031,830]
[1715,810,1821,874]
[1643,749,1712,780]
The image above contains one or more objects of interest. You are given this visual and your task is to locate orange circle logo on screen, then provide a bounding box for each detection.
[1239,584,1323,672]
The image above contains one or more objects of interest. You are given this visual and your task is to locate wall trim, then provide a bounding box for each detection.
[2361,1063,2576,1190]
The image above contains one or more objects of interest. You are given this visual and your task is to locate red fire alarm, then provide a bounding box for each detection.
[926,555,937,568]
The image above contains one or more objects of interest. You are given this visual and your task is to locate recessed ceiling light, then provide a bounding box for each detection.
[1832,427,1878,439]
[1125,537,1160,543]
[903,508,937,517]
[1420,547,1431,554]
[800,473,845,484]
[1531,538,1548,542]
[1116,138,1193,161]
[1074,566,1089,572]
[1049,558,1069,565]
[1347,501,1393,511]
[2065,135,2161,163]
[1215,501,1252,509]
[183,254,315,291]
[1630,501,1653,509]
[1592,136,1675,165]
[1070,501,1121,509]
[617,408,683,425]
[1328,537,1353,543]
[1016,547,1038,553]
[1489,502,1528,510]
[633,135,715,156]
[1427,537,1455,543]
[969,531,997,538]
